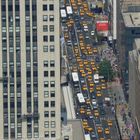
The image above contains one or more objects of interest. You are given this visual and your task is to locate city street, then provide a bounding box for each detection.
[60,0,120,139]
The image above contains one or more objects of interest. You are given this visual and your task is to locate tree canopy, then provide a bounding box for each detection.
[99,59,114,81]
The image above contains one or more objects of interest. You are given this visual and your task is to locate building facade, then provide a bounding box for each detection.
[129,39,140,139]
[0,0,61,139]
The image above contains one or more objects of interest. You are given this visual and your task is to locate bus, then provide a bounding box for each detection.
[72,72,79,82]
[66,6,73,15]
[77,93,85,104]
[84,134,91,140]
[60,9,67,22]
[72,72,79,88]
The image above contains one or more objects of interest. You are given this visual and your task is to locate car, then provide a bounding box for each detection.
[107,120,112,127]
[82,120,88,126]
[105,128,110,134]
[86,109,92,115]
[92,99,97,105]
[84,127,93,132]
[88,115,94,119]
[92,95,96,99]
[94,110,99,117]
[80,108,85,114]
[91,131,96,138]
[97,127,102,133]
[101,83,106,89]
[100,108,106,116]
[91,31,95,36]
[86,99,90,104]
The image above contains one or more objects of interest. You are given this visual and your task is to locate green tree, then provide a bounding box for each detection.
[99,59,114,81]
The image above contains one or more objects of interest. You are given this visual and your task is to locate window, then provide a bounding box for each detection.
[44,71,48,77]
[43,5,47,11]
[44,101,49,107]
[44,111,49,118]
[50,81,55,87]
[51,101,55,107]
[44,131,49,138]
[43,15,48,21]
[43,46,48,52]
[43,25,48,32]
[49,25,54,32]
[44,61,48,67]
[50,35,54,42]
[51,111,55,117]
[50,71,55,77]
[51,131,55,138]
[50,60,55,67]
[44,81,48,87]
[64,136,69,140]
[44,91,49,98]
[49,4,54,11]
[49,15,54,21]
[51,121,55,128]
[50,91,55,97]
[43,35,48,42]
[50,45,55,52]
[44,121,49,128]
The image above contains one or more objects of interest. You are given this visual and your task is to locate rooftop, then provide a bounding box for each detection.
[122,12,140,27]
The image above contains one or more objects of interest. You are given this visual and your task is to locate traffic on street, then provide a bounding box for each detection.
[60,0,120,139]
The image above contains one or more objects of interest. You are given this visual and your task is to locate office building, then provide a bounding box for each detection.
[121,0,140,12]
[129,39,140,139]
[0,0,61,139]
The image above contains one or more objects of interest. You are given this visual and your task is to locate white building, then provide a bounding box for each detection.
[0,0,61,139]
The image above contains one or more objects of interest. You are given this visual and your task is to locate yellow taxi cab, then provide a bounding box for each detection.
[72,67,77,72]
[69,19,74,24]
[89,87,94,93]
[86,110,92,115]
[82,121,88,129]
[77,0,82,6]
[92,66,97,71]
[91,60,95,65]
[97,127,102,133]
[89,82,94,87]
[87,70,92,75]
[86,99,90,104]
[101,79,105,83]
[81,73,86,77]
[101,83,106,90]
[96,91,102,97]
[99,138,105,140]
[94,110,99,117]
[82,120,88,126]
[80,108,85,114]
[79,68,84,73]
[107,120,113,127]
[93,48,98,53]
[82,85,87,91]
[77,58,81,62]
[84,127,93,132]
[84,60,88,65]
[105,128,110,134]
[82,50,88,55]
[80,46,85,50]
[79,34,84,40]
[86,11,94,17]
[87,76,92,82]
[80,11,84,16]
[88,50,93,55]
[96,85,101,91]
[73,5,78,11]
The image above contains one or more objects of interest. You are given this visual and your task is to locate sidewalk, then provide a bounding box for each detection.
[110,78,135,140]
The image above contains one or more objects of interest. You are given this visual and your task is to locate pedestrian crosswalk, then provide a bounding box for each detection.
[100,116,115,121]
